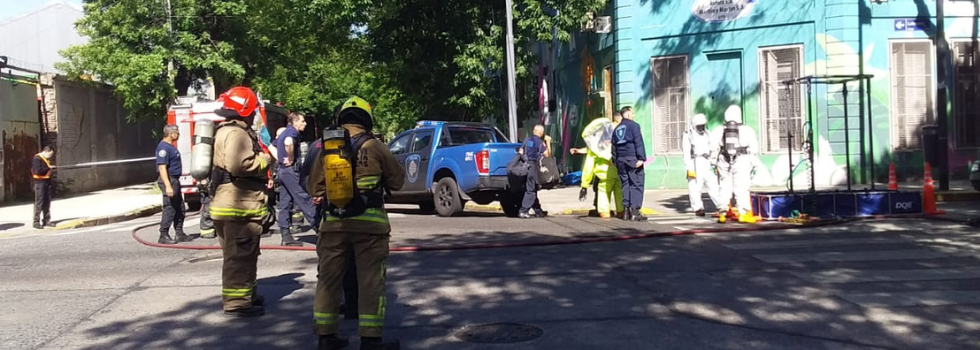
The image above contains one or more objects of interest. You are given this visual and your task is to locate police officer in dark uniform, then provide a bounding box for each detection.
[274,112,318,246]
[612,106,648,221]
[31,145,55,229]
[156,124,192,244]
[518,124,551,219]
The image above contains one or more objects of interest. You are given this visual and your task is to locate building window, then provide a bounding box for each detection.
[953,40,980,148]
[759,46,804,153]
[890,41,934,150]
[651,55,689,153]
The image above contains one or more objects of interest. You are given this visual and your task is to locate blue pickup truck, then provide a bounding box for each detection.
[386,121,523,217]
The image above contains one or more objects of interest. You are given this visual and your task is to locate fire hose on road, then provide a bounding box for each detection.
[129,212,957,253]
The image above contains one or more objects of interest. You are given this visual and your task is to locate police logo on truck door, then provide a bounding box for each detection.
[406,154,421,183]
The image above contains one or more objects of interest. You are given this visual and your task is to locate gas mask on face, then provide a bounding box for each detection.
[696,125,706,134]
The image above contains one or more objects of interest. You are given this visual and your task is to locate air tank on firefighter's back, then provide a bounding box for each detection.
[299,142,309,168]
[190,120,216,181]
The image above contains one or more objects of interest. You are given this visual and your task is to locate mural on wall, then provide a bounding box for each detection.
[751,33,892,188]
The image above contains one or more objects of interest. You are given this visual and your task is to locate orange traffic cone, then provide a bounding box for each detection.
[888,163,898,190]
[923,163,938,214]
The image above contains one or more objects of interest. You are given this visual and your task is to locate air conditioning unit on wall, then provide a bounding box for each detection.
[595,16,612,34]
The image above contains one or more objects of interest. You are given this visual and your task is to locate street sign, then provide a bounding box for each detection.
[894,19,907,31]
[894,18,930,31]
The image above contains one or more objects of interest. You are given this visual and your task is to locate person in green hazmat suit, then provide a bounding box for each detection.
[576,113,625,219]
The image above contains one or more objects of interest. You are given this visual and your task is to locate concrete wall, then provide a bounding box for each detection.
[0,78,42,202]
[40,75,159,195]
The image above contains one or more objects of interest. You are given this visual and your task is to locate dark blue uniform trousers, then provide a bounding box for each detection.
[616,160,645,209]
[276,167,317,230]
[521,162,543,212]
[159,176,185,234]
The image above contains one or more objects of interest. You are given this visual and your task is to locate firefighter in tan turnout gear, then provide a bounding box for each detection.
[308,96,405,350]
[210,86,275,317]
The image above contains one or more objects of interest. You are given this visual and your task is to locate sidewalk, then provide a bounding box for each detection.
[471,180,980,217]
[0,183,162,235]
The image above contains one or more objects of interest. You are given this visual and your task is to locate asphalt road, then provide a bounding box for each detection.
[2,210,979,350]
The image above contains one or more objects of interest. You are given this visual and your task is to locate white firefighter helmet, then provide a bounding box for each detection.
[692,113,707,126]
[724,105,743,124]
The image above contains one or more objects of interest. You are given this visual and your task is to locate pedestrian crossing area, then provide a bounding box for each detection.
[644,214,728,230]
[715,222,980,308]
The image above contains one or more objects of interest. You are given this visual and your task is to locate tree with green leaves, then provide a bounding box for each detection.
[58,0,606,135]
[58,0,247,120]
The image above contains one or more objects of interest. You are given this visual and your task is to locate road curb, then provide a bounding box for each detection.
[464,203,502,212]
[559,208,660,216]
[465,203,660,216]
[934,191,980,202]
[55,204,163,230]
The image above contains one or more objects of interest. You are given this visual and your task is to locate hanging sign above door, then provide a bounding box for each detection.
[692,0,757,23]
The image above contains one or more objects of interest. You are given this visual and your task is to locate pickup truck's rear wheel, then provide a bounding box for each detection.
[434,178,463,217]
[499,192,522,218]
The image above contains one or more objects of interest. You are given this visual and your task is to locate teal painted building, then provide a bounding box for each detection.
[550,0,980,190]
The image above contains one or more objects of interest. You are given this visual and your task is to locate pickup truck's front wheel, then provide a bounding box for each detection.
[434,178,463,217]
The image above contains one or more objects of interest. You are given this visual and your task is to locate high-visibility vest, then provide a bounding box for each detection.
[31,154,51,180]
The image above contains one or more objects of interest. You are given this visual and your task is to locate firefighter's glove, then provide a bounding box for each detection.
[686,170,697,179]
[579,188,587,201]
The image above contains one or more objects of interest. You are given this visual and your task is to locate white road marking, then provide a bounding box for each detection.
[839,290,980,307]
[792,267,980,284]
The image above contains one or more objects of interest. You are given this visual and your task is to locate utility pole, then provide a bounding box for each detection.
[504,0,519,142]
[164,0,175,81]
[936,0,950,191]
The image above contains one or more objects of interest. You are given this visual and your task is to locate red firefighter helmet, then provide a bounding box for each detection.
[215,86,259,118]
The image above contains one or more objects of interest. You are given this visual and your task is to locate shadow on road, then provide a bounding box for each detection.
[75,220,980,349]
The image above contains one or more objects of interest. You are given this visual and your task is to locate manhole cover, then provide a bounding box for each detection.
[187,255,223,263]
[453,323,543,343]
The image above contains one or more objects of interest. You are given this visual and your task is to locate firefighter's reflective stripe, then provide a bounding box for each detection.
[314,312,340,325]
[256,155,268,170]
[32,154,51,180]
[359,296,387,327]
[222,287,253,298]
[200,228,215,236]
[210,206,268,218]
[324,208,388,224]
[356,176,381,189]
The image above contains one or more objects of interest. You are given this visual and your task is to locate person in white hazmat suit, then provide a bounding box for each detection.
[714,105,758,224]
[682,113,722,217]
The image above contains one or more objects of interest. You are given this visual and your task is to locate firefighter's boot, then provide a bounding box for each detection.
[224,305,265,318]
[360,337,400,350]
[280,229,302,247]
[317,334,350,350]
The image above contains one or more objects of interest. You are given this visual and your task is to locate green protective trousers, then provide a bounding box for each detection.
[214,220,262,311]
[581,151,624,216]
[313,231,390,338]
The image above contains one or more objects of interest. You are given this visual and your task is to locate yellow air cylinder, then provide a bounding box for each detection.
[322,128,355,209]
